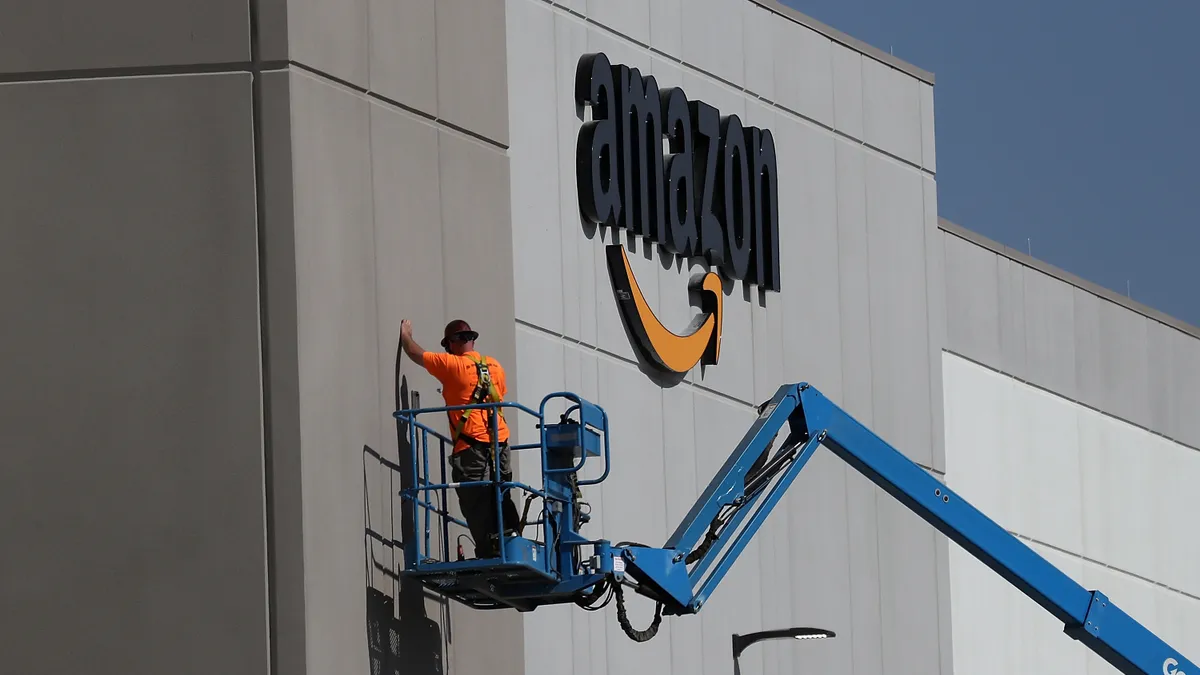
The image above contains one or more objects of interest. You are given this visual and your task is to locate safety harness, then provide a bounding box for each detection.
[449,354,506,448]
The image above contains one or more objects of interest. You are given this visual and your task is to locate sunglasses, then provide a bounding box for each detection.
[449,331,478,343]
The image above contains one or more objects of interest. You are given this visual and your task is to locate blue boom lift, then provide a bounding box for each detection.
[396,382,1196,675]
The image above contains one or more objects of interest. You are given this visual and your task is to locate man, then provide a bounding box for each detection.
[399,318,520,559]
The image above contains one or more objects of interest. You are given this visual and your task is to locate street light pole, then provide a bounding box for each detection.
[731,627,835,675]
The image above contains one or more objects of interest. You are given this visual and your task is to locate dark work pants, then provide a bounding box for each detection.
[449,439,520,558]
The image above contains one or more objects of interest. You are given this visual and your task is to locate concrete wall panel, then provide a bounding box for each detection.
[369,102,445,439]
[649,0,683,57]
[771,18,834,127]
[1173,328,1200,448]
[601,361,674,675]
[944,229,1001,366]
[1097,301,1152,429]
[596,361,668,549]
[776,115,843,401]
[369,0,439,115]
[257,0,290,61]
[1080,565,1160,675]
[943,350,1016,527]
[288,71,377,675]
[862,58,922,165]
[844,472,885,675]
[506,7,948,675]
[289,0,368,85]
[1016,386,1084,552]
[438,133,517,365]
[1023,544,1091,675]
[832,45,865,140]
[691,394,761,675]
[836,140,874,423]
[0,72,266,675]
[945,350,1200,675]
[588,0,650,44]
[866,154,932,465]
[756,498,793,675]
[920,82,937,172]
[924,177,948,472]
[0,0,249,72]
[256,69,309,675]
[681,0,743,85]
[1079,409,1160,584]
[876,500,945,675]
[1022,268,1078,399]
[997,257,1028,380]
[1072,287,1105,412]
[508,0,564,335]
[742,3,776,101]
[1155,589,1200,667]
[751,287,787,404]
[1147,321,1178,438]
[950,540,1089,675]
[559,346,608,675]
[782,452,856,674]
[437,0,510,144]
[683,65,748,121]
[553,12,596,346]
[1151,434,1200,597]
[362,96,455,675]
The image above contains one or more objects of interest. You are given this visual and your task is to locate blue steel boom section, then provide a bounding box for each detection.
[397,382,1196,675]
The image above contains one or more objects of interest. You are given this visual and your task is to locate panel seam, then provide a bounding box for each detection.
[860,106,888,671]
[288,61,508,151]
[1010,534,1200,604]
[247,0,278,672]
[938,218,1200,341]
[0,60,288,83]
[943,348,1200,455]
[540,0,934,177]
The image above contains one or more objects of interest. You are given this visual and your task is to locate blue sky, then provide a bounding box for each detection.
[783,0,1200,328]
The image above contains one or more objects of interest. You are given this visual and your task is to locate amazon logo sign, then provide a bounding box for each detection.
[575,52,780,374]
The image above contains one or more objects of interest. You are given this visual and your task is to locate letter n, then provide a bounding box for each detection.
[746,127,780,291]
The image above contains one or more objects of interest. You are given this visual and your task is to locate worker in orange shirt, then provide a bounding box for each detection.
[399,318,520,559]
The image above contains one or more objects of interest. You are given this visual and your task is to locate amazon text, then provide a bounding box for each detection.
[575,52,781,292]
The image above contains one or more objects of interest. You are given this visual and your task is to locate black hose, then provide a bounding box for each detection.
[613,580,662,642]
[574,578,612,611]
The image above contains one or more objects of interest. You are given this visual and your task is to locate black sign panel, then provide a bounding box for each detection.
[575,52,781,292]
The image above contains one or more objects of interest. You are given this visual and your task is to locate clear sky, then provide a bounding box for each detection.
[782,0,1199,328]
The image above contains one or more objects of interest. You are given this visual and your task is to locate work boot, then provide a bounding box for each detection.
[476,528,521,560]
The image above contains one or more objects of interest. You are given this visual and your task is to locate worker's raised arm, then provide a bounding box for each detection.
[399,319,427,364]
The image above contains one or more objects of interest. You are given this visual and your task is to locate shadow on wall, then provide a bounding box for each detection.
[362,373,447,675]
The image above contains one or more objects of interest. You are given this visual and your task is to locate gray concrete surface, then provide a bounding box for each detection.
[505,2,952,675]
[940,224,1200,451]
[0,72,268,675]
[0,0,250,73]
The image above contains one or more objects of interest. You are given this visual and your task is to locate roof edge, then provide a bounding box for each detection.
[938,217,1200,341]
[748,0,935,85]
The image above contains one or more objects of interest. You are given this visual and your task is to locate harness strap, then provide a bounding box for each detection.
[450,354,505,447]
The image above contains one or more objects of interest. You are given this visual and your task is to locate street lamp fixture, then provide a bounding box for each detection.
[731,627,835,674]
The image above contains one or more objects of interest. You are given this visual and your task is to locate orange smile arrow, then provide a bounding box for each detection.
[606,244,723,373]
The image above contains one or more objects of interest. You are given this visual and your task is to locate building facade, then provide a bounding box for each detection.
[1,2,1196,675]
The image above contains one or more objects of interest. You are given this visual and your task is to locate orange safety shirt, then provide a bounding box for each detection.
[422,350,510,453]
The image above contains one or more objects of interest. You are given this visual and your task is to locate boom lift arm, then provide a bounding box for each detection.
[397,382,1196,675]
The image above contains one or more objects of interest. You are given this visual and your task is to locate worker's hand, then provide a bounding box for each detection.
[400,319,413,340]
